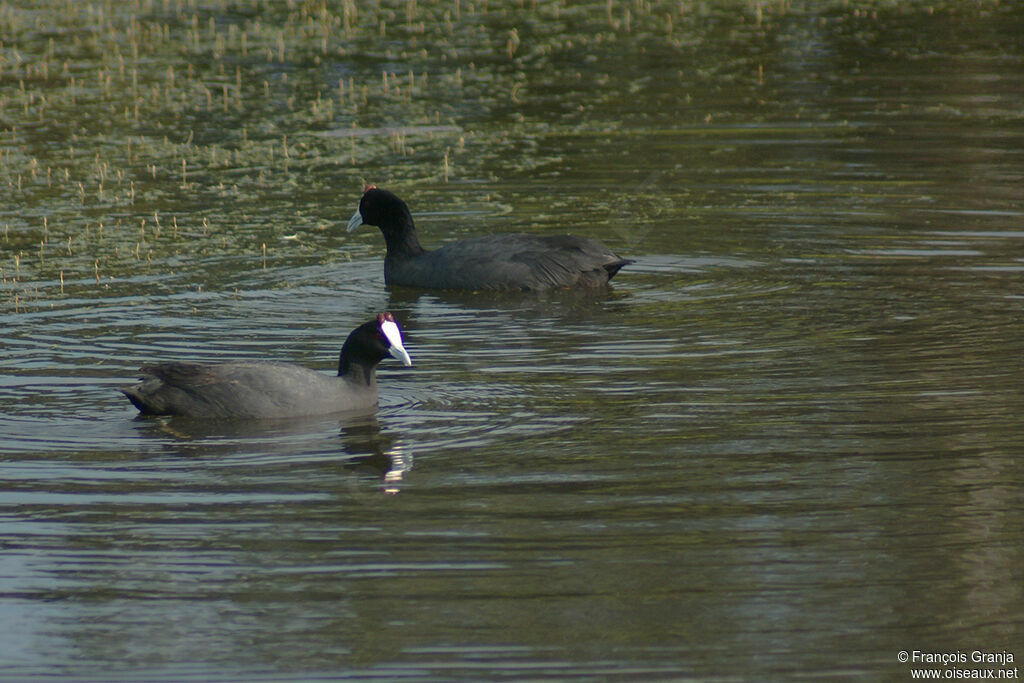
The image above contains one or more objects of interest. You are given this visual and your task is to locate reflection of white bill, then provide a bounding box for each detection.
[383,443,414,495]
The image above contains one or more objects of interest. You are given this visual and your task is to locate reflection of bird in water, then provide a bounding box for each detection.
[126,411,414,495]
[340,420,413,495]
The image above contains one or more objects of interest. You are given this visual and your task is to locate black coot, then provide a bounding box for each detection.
[347,186,632,291]
[120,313,412,419]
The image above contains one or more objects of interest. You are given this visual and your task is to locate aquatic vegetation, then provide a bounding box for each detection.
[1,0,1014,310]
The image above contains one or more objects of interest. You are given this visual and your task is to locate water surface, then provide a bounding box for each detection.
[2,1,1023,679]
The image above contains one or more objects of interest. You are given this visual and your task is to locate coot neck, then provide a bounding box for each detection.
[338,354,377,388]
[380,207,426,258]
[338,328,380,388]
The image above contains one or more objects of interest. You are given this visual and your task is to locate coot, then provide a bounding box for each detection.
[120,313,412,419]
[347,186,632,291]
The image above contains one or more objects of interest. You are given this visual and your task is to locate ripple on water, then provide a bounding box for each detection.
[2,0,1023,678]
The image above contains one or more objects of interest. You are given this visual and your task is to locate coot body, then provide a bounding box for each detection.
[347,187,631,291]
[120,313,411,419]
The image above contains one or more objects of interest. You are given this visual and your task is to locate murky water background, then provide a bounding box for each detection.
[2,1,1023,679]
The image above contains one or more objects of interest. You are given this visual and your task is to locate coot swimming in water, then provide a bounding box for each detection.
[347,186,632,291]
[120,313,412,419]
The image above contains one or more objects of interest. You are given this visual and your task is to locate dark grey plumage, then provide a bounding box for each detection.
[120,314,411,419]
[347,187,632,291]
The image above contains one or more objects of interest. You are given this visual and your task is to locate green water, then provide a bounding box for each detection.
[2,1,1023,679]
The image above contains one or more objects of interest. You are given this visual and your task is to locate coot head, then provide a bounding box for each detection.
[344,311,412,371]
[347,185,411,233]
